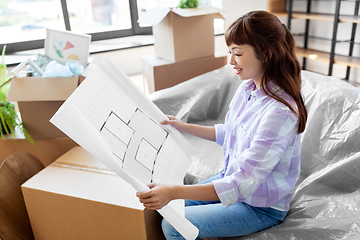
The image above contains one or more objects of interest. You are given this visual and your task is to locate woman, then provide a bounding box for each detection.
[137,10,307,239]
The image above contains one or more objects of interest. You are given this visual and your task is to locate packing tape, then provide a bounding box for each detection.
[51,161,116,176]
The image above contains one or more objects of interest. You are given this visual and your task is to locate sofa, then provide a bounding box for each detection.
[149,65,360,239]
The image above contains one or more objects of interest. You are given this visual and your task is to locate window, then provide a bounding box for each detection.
[67,0,132,33]
[0,0,65,48]
[0,0,223,54]
[0,0,151,53]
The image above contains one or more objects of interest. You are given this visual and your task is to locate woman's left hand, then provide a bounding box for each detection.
[136,183,175,210]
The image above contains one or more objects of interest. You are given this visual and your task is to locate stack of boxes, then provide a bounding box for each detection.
[1,76,80,166]
[7,75,167,239]
[142,7,228,93]
[4,27,181,238]
[7,72,166,239]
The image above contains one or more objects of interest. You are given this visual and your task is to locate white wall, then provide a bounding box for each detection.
[222,0,270,29]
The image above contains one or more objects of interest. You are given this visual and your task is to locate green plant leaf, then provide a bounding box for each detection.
[178,0,198,9]
[0,45,35,145]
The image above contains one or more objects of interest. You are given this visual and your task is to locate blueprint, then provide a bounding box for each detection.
[53,55,192,185]
[50,55,198,239]
[81,76,187,184]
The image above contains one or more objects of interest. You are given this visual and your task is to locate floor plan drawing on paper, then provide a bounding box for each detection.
[81,80,181,184]
[50,55,198,239]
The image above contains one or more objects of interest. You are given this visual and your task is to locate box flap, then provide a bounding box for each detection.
[142,7,223,25]
[172,7,223,19]
[141,8,171,25]
[7,77,78,102]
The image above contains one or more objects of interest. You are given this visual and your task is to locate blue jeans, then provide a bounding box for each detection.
[162,174,288,240]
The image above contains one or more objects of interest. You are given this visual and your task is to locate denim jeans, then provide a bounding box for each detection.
[161,174,288,240]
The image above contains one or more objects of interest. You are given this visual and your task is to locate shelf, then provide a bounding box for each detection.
[293,34,360,45]
[339,15,360,23]
[295,47,360,69]
[274,0,360,82]
[273,12,360,23]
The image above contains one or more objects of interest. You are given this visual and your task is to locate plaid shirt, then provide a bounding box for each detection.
[213,79,301,211]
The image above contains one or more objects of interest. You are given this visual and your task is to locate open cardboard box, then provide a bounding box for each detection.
[22,146,165,240]
[7,76,80,139]
[142,7,224,62]
[142,54,228,93]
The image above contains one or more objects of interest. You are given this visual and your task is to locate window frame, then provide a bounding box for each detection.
[1,0,152,54]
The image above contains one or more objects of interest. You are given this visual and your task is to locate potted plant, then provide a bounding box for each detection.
[178,0,199,8]
[0,46,34,144]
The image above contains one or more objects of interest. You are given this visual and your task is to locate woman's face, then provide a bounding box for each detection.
[228,43,265,87]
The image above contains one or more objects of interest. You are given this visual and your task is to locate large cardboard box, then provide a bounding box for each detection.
[7,77,79,139]
[143,7,223,62]
[143,54,228,93]
[22,146,165,240]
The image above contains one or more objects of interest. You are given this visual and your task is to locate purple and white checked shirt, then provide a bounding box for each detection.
[213,79,301,211]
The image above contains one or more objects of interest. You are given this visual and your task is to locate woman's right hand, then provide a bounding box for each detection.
[161,116,187,133]
[162,116,216,141]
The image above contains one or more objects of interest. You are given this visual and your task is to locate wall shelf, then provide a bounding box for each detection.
[274,0,360,81]
[274,11,360,23]
[295,47,360,68]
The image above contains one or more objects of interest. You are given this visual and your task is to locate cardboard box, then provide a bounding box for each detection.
[22,146,165,240]
[0,134,78,167]
[143,7,223,62]
[142,54,228,93]
[7,77,79,139]
[267,0,286,12]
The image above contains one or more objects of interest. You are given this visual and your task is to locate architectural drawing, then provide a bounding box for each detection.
[50,55,197,239]
[52,55,192,186]
[78,78,179,184]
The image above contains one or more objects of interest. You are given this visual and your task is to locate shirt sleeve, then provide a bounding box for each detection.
[214,123,225,146]
[214,83,245,147]
[213,107,299,208]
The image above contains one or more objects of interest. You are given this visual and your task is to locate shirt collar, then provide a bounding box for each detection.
[244,79,280,101]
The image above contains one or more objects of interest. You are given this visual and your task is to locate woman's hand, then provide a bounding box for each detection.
[161,116,188,133]
[136,183,175,210]
[137,182,219,210]
[162,115,216,142]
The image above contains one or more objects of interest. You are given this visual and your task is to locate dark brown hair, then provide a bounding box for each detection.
[225,10,307,133]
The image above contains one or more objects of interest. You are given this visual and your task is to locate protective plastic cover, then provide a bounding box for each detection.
[149,65,360,239]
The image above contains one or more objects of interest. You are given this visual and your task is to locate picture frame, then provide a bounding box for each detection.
[45,28,91,67]
[10,58,44,78]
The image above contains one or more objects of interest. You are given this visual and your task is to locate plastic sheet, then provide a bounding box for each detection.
[149,65,360,239]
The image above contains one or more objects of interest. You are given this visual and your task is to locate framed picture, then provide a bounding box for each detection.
[45,28,91,67]
[10,58,44,78]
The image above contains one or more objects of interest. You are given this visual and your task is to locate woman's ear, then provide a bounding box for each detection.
[264,50,273,62]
